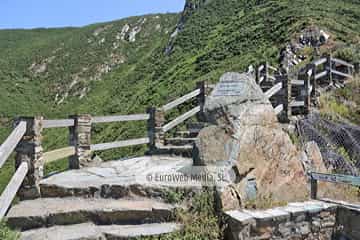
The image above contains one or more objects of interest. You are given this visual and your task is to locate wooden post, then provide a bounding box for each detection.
[256,63,266,84]
[256,65,260,84]
[154,109,165,147]
[264,62,269,83]
[310,64,317,99]
[69,114,92,169]
[147,107,156,153]
[354,62,360,75]
[326,54,333,85]
[304,68,311,115]
[14,116,44,200]
[310,178,318,200]
[284,75,291,121]
[196,81,206,122]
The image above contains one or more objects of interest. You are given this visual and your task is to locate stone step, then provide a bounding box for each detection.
[7,197,176,231]
[39,155,195,199]
[20,222,182,240]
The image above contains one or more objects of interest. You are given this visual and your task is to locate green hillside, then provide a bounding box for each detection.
[1,0,360,187]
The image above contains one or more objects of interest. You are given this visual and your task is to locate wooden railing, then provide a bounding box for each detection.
[0,121,28,220]
[154,81,207,149]
[256,62,278,85]
[255,56,359,121]
[309,172,360,200]
[0,82,207,219]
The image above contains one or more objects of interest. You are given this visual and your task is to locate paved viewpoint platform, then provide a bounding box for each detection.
[40,155,195,199]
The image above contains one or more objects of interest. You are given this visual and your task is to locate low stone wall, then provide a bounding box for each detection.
[225,200,360,240]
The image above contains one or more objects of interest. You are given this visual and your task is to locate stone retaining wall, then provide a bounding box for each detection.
[225,200,360,240]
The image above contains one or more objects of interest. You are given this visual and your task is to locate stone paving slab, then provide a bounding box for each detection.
[225,210,254,225]
[40,156,197,198]
[225,200,342,226]
[7,197,175,230]
[21,222,182,240]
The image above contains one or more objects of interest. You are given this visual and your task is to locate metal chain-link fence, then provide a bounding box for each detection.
[297,113,360,176]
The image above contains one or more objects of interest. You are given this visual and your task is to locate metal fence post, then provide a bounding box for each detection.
[310,177,318,200]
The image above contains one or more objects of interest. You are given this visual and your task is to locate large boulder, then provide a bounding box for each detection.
[194,72,308,210]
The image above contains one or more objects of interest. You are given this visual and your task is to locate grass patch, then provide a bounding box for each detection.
[0,222,19,240]
[139,189,223,240]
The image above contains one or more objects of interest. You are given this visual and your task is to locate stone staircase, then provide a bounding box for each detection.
[7,155,194,239]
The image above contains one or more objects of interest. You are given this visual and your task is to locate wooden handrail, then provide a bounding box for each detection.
[274,104,284,115]
[91,137,150,151]
[313,58,327,66]
[162,106,201,133]
[310,172,360,200]
[315,70,328,80]
[43,119,74,129]
[0,161,28,220]
[43,146,75,163]
[290,101,305,107]
[92,114,150,124]
[332,58,354,68]
[162,89,201,112]
[331,69,353,79]
[310,172,360,186]
[0,121,27,169]
[265,82,282,99]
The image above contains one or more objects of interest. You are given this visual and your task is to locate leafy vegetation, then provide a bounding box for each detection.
[0,221,19,240]
[319,80,360,124]
[139,189,223,240]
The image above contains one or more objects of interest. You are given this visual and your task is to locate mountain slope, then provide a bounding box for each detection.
[0,14,178,117]
[1,0,360,176]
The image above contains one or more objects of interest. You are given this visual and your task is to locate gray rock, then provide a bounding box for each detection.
[195,72,308,210]
[20,222,182,240]
[7,197,176,230]
[39,155,195,199]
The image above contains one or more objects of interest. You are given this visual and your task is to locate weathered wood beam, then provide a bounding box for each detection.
[315,70,328,80]
[332,58,354,68]
[161,89,201,112]
[265,82,282,99]
[310,172,360,186]
[162,106,201,133]
[331,69,353,79]
[274,104,284,115]
[268,75,276,81]
[258,65,265,72]
[314,58,327,66]
[290,101,305,107]
[259,76,265,84]
[0,121,27,169]
[0,161,28,219]
[43,119,74,129]
[310,178,318,200]
[91,138,150,151]
[43,147,75,163]
[268,65,277,72]
[292,80,304,85]
[92,114,150,124]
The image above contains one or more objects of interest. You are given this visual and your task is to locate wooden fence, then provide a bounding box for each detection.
[0,81,207,220]
[309,172,360,200]
[256,55,358,121]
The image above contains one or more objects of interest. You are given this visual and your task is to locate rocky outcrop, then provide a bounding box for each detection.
[194,72,308,210]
